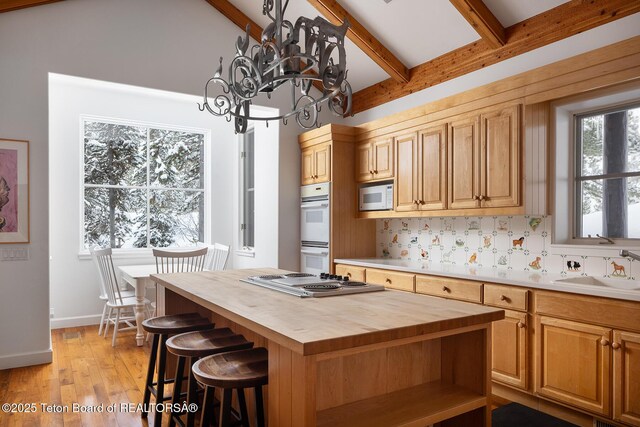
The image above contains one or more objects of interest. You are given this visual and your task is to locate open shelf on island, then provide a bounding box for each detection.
[316,381,487,427]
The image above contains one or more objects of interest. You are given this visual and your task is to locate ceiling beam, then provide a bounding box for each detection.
[0,0,63,13]
[449,0,505,48]
[307,0,410,84]
[204,0,324,93]
[352,0,640,114]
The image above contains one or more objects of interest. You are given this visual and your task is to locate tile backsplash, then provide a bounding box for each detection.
[377,216,638,279]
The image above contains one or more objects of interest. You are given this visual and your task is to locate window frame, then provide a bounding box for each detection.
[238,126,255,253]
[572,102,640,243]
[550,85,640,249]
[79,114,211,254]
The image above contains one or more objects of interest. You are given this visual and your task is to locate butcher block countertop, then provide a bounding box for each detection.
[152,268,504,356]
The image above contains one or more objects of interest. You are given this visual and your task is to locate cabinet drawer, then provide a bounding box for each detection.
[415,275,482,303]
[335,265,366,282]
[366,268,415,292]
[484,284,528,312]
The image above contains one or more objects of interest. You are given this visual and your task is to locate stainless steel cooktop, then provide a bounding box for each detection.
[240,273,385,298]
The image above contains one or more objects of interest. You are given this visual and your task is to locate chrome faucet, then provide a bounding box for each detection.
[620,250,640,261]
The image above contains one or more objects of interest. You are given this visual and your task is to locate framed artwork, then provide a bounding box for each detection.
[0,138,29,243]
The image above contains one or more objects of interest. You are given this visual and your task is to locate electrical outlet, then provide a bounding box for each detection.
[50,308,54,318]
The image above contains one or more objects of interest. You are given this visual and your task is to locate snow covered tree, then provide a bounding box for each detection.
[84,121,204,249]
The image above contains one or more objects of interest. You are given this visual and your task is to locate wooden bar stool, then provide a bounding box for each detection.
[166,328,254,427]
[192,347,268,427]
[142,313,214,427]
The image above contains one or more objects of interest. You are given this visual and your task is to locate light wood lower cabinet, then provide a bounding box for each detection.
[365,268,415,292]
[335,264,366,282]
[536,316,612,417]
[415,275,482,303]
[492,310,528,390]
[614,330,640,426]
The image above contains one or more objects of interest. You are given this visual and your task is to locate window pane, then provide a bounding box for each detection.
[149,129,204,189]
[629,108,640,172]
[578,179,603,238]
[579,115,603,177]
[241,130,254,248]
[84,121,147,186]
[149,190,204,247]
[84,187,147,248]
[577,177,640,239]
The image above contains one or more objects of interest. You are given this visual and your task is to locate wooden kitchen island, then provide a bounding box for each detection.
[152,268,504,427]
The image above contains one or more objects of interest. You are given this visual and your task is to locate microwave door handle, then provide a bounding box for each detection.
[301,249,329,256]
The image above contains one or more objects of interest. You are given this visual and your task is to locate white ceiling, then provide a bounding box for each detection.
[224,0,574,92]
[339,0,480,68]
[483,0,570,27]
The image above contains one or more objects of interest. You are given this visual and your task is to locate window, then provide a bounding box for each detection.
[83,119,206,249]
[574,104,640,240]
[239,128,255,250]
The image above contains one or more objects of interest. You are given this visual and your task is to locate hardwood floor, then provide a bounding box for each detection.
[0,325,164,427]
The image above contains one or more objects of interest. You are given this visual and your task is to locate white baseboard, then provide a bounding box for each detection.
[0,349,53,370]
[50,314,102,329]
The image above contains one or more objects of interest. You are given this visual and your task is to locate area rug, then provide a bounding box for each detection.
[492,403,578,427]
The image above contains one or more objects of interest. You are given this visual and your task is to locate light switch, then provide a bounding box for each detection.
[1,247,29,261]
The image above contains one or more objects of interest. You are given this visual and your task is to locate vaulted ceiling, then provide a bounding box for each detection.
[3,0,639,113]
[206,0,640,113]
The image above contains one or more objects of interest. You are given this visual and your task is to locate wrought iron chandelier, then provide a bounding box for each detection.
[199,0,352,133]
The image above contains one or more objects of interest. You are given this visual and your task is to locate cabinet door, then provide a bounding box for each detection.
[418,124,447,211]
[314,143,331,183]
[480,105,520,207]
[301,147,316,185]
[492,310,528,390]
[536,316,611,417]
[448,116,480,209]
[613,330,640,426]
[373,138,393,179]
[395,132,418,212]
[356,142,373,182]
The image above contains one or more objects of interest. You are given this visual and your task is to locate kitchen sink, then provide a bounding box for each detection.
[552,276,640,291]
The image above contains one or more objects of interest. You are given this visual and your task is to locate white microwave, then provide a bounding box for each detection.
[359,184,393,211]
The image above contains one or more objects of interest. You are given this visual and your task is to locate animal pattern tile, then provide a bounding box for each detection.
[378,216,638,279]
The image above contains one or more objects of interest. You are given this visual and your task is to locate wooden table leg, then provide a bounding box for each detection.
[135,278,146,346]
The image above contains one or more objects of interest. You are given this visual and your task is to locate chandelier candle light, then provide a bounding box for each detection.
[199,0,353,133]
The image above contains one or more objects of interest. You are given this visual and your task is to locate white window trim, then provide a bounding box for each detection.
[78,114,212,256]
[551,85,640,249]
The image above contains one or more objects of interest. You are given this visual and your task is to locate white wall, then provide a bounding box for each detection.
[0,0,309,369]
[48,74,237,327]
[344,14,640,126]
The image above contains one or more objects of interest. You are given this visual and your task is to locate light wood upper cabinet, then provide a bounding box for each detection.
[447,105,521,211]
[395,125,447,213]
[419,125,447,211]
[536,316,612,417]
[492,310,528,390]
[481,105,521,208]
[314,143,331,183]
[302,148,315,184]
[301,142,331,185]
[356,142,373,182]
[448,116,480,209]
[373,138,393,179]
[356,138,393,182]
[395,132,418,212]
[613,330,640,426]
